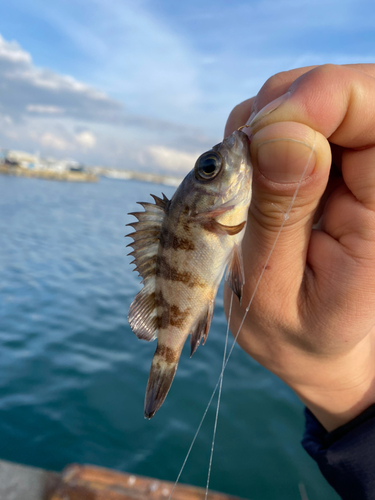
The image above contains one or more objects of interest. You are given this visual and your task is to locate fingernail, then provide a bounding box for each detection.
[248,110,256,123]
[257,139,316,183]
[242,112,255,139]
[247,91,291,129]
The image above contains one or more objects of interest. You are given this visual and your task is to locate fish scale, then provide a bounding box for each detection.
[127,130,253,419]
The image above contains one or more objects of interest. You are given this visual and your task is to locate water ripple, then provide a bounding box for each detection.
[0,176,339,500]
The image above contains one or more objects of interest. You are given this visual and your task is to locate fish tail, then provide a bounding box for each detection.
[144,346,180,419]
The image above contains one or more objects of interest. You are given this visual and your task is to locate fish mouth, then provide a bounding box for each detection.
[236,129,251,148]
[219,128,250,152]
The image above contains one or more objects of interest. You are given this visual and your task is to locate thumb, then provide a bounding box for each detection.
[241,121,331,305]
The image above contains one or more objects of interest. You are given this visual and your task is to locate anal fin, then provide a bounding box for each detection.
[225,244,245,303]
[190,300,215,357]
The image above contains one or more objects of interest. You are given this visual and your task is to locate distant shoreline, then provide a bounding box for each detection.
[0,165,98,183]
[0,164,184,187]
[93,166,183,187]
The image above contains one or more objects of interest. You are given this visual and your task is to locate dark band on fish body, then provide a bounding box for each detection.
[169,304,190,328]
[155,291,190,329]
[174,237,195,251]
[155,345,179,364]
[159,227,195,251]
[156,256,206,288]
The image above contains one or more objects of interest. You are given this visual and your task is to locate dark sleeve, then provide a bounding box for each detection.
[302,404,375,499]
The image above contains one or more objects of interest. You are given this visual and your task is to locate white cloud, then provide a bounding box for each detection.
[145,145,198,173]
[0,31,205,136]
[0,31,211,170]
[26,104,64,114]
[0,36,31,64]
[0,33,123,123]
[75,131,96,149]
[16,69,108,100]
[28,1,202,122]
[1,0,374,173]
[40,132,70,151]
[35,130,97,152]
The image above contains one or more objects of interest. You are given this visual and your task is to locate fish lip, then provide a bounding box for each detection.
[236,129,251,148]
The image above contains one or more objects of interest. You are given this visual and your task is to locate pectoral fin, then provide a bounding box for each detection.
[225,244,245,303]
[201,219,246,236]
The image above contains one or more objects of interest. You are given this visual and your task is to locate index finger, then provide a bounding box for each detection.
[248,64,375,211]
[225,64,375,137]
[252,63,375,120]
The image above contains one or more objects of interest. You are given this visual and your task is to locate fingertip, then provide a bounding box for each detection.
[250,121,331,187]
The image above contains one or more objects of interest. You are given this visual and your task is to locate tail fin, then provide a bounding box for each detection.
[144,354,178,419]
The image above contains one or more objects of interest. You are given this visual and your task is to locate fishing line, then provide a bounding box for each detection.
[169,130,317,498]
[298,482,309,500]
[167,368,224,500]
[168,296,234,500]
[204,291,233,499]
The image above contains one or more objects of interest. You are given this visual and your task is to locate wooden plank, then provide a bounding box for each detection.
[49,464,247,500]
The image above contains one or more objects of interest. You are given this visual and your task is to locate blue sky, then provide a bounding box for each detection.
[0,0,374,172]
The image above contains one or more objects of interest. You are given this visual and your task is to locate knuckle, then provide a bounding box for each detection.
[262,70,293,93]
[313,63,341,75]
[292,64,343,90]
[255,69,298,112]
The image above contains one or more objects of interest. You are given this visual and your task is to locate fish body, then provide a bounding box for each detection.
[127,130,252,418]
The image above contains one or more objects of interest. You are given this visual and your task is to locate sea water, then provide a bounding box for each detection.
[0,175,339,500]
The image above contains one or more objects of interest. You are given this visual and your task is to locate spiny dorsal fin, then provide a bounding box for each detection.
[127,192,169,280]
[127,193,169,341]
[150,193,169,208]
[190,300,215,357]
[225,244,245,303]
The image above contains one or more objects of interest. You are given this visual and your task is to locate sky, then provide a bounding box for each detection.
[0,0,374,173]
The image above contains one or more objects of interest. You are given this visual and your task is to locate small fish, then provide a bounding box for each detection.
[127,130,252,419]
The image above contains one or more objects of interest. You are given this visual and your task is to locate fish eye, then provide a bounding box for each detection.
[194,151,223,181]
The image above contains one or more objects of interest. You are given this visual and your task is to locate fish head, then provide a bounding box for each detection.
[209,129,252,212]
[170,130,252,225]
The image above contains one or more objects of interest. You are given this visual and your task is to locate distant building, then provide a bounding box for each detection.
[1,150,86,173]
[6,150,39,165]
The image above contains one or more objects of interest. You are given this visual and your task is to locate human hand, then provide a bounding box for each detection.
[224,64,375,432]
